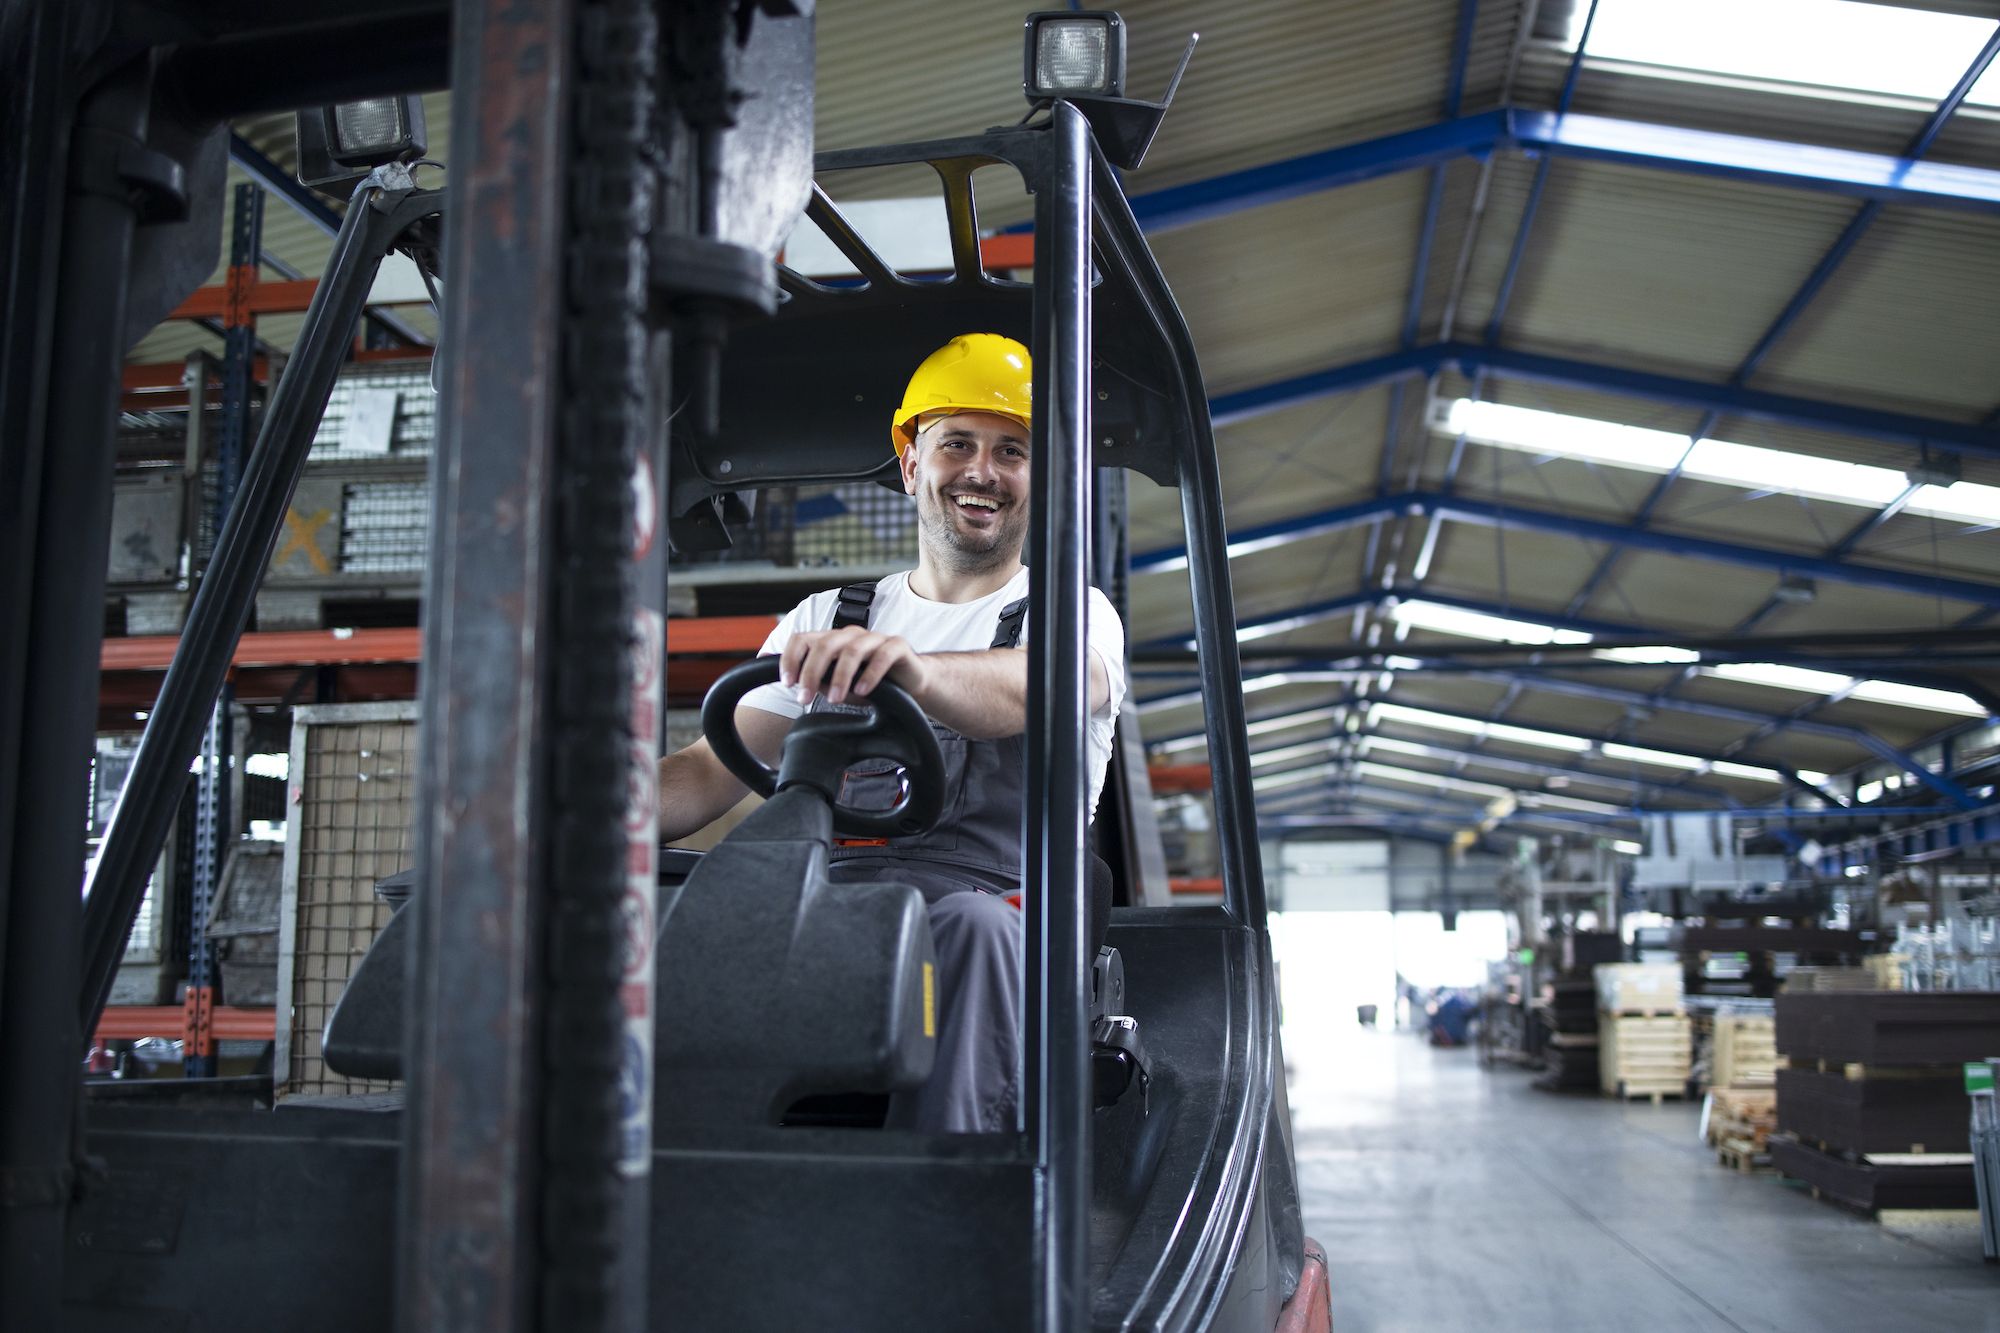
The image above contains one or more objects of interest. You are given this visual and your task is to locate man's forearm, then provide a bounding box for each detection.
[656,741,749,842]
[909,649,1029,739]
[907,648,1110,739]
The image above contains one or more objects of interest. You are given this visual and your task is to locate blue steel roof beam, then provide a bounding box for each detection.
[1379,0,1481,499]
[1417,665,1981,809]
[1207,344,2000,457]
[1429,494,2000,606]
[1733,482,1924,635]
[1134,491,2000,603]
[1123,109,2000,240]
[1356,732,1732,805]
[1227,689,1807,784]
[227,133,432,348]
[1559,31,2000,619]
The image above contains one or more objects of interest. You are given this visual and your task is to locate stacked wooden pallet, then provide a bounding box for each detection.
[1770,992,2000,1216]
[1596,964,1689,1103]
[1711,1014,1778,1089]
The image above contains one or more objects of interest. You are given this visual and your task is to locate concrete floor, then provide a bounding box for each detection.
[1285,1026,1998,1332]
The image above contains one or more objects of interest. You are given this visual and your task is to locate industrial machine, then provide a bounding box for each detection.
[1,3,1326,1329]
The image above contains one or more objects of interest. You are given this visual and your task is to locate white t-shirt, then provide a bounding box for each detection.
[742,567,1128,817]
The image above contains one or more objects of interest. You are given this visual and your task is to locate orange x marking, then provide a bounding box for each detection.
[276,507,334,575]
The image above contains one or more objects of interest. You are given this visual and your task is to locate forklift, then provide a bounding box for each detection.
[0,2,1329,1328]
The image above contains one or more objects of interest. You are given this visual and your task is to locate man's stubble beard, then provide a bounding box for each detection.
[916,484,1030,576]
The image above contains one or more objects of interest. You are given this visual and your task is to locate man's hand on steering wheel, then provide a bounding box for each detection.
[780,626,932,709]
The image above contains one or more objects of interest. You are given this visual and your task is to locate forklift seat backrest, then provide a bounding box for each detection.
[652,786,937,1127]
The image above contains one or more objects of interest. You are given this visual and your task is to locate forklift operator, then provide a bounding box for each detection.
[655,333,1128,1134]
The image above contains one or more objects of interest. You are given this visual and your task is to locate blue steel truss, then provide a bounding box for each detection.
[1130,491,2000,607]
[1206,343,2000,459]
[1126,107,2000,237]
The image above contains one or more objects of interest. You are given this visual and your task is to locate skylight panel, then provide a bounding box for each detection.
[1572,0,2000,108]
[1439,400,2000,527]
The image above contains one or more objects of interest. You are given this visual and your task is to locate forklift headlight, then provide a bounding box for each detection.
[1023,11,1126,101]
[295,95,427,196]
[332,99,419,160]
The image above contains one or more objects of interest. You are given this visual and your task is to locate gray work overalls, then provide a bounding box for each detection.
[815,581,1028,1132]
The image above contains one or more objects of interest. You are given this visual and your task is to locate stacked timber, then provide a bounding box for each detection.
[1596,964,1690,1103]
[1533,978,1600,1093]
[1699,1007,1781,1170]
[1770,992,2000,1215]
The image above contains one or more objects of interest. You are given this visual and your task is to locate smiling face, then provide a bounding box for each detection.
[901,410,1032,574]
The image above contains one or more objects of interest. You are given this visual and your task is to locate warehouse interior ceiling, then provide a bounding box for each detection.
[119,0,2000,847]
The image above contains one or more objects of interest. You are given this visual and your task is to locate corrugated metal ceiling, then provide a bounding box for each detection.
[117,1,2000,829]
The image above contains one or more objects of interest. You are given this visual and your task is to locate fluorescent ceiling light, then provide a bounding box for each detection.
[1439,399,2000,528]
[1601,742,1704,772]
[1845,680,1987,718]
[1519,789,1629,816]
[1357,761,1514,802]
[1392,598,1591,646]
[1390,568,1987,720]
[1371,701,1592,753]
[1611,839,1644,856]
[1708,760,1786,785]
[1707,662,1985,718]
[1253,763,1334,794]
[1707,661,1851,694]
[1857,779,1884,803]
[1486,720,1592,753]
[1798,770,1830,787]
[1571,0,2000,108]
[1252,740,1335,768]
[1595,645,1701,665]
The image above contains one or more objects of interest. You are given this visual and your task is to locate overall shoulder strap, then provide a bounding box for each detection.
[830,580,879,631]
[991,596,1029,650]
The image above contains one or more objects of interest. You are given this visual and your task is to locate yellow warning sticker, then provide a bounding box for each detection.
[923,961,936,1039]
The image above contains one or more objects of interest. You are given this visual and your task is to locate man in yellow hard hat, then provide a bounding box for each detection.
[655,333,1128,1133]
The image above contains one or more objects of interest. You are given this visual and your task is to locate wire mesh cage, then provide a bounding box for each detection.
[672,480,918,571]
[276,701,419,1099]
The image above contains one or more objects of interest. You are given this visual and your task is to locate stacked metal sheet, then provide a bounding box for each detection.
[1769,992,2000,1214]
[1533,978,1600,1094]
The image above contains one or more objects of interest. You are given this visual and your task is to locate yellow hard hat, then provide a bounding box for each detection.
[890,333,1033,455]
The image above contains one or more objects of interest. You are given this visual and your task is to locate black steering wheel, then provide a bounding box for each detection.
[701,657,948,840]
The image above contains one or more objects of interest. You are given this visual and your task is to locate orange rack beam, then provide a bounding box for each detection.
[103,626,425,673]
[1169,877,1224,896]
[94,1004,275,1043]
[1147,763,1213,794]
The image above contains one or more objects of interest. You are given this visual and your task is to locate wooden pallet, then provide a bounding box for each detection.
[1717,1136,1775,1174]
[1609,1082,1687,1105]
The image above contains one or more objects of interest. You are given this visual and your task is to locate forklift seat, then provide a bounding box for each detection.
[653,786,936,1128]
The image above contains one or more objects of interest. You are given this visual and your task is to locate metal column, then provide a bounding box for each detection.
[401,0,660,1328]
[0,42,156,1330]
[184,184,262,1077]
[1026,99,1093,1333]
